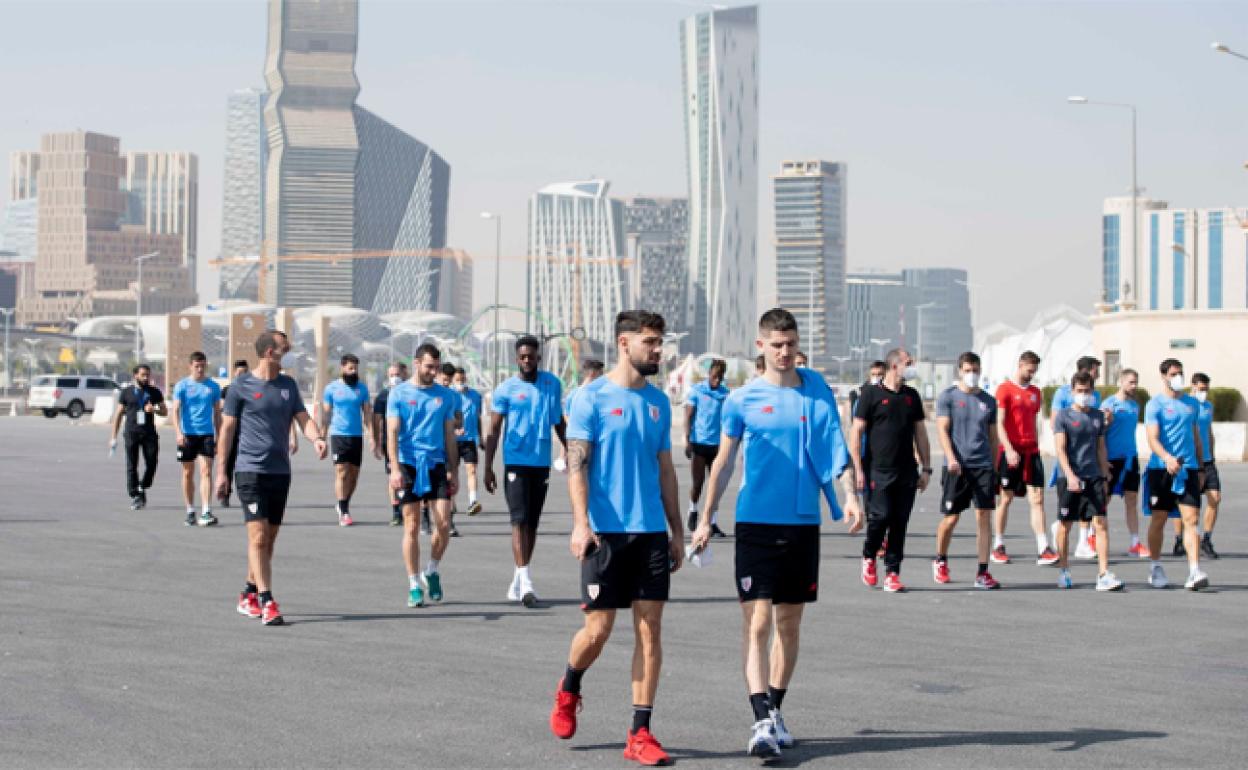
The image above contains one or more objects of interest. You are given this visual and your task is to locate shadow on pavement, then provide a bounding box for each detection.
[288,609,552,623]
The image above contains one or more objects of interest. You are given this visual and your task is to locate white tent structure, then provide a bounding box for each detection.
[979,305,1093,389]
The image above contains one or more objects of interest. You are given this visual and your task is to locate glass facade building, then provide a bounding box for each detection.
[1102,214,1119,303]
[624,196,688,333]
[219,88,267,301]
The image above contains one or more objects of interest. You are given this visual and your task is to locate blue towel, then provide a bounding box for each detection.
[1140,461,1187,519]
[798,370,850,521]
[409,454,434,497]
[1112,455,1136,496]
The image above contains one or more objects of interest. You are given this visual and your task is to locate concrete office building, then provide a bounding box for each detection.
[122,151,198,290]
[528,180,628,373]
[773,160,846,371]
[845,267,972,364]
[624,196,687,331]
[903,267,972,363]
[680,5,759,357]
[15,131,194,326]
[219,88,267,301]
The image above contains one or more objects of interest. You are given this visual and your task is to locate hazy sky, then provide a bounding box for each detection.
[2,0,1245,331]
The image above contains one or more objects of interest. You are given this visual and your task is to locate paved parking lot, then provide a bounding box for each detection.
[2,416,1246,768]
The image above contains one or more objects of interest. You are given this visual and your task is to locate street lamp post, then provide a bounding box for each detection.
[480,212,501,385]
[915,302,937,364]
[132,251,159,363]
[788,266,818,364]
[870,337,891,362]
[1212,41,1248,61]
[831,355,850,384]
[850,345,867,382]
[1069,97,1138,308]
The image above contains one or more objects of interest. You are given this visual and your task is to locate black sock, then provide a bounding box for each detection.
[936,554,947,563]
[749,692,772,721]
[977,562,988,576]
[338,499,349,514]
[392,503,401,515]
[561,665,585,694]
[258,590,273,605]
[244,582,257,595]
[767,686,787,710]
[631,706,652,733]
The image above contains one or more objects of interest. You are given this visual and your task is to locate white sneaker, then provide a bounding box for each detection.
[769,708,794,749]
[1075,539,1097,560]
[506,574,521,602]
[1185,569,1209,591]
[1050,520,1060,549]
[1096,571,1124,591]
[747,719,781,759]
[1148,563,1169,589]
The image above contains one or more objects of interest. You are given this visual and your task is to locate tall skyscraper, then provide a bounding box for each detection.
[624,196,687,330]
[122,151,198,290]
[902,268,972,363]
[260,0,450,312]
[219,88,267,300]
[528,180,627,372]
[9,151,39,201]
[680,5,759,357]
[15,131,193,326]
[773,160,846,371]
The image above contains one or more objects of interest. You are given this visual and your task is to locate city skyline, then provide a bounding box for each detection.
[1,1,1246,333]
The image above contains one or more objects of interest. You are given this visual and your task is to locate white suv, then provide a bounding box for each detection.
[28,375,120,419]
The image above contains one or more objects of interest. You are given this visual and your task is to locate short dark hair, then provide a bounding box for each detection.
[415,343,441,361]
[615,310,665,337]
[233,359,249,370]
[440,362,457,376]
[254,330,287,357]
[189,351,207,363]
[515,335,541,352]
[1019,350,1041,366]
[340,353,359,366]
[1160,357,1182,375]
[1076,355,1101,373]
[1119,368,1138,380]
[758,307,798,334]
[956,351,981,368]
[869,360,886,371]
[132,364,150,375]
[454,367,466,376]
[755,354,765,371]
[1072,371,1095,389]
[709,358,727,377]
[582,359,605,374]
[1191,372,1210,386]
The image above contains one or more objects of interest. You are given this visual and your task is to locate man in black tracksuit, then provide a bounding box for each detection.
[109,364,168,510]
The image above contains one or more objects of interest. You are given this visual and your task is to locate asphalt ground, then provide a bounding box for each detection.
[2,416,1247,768]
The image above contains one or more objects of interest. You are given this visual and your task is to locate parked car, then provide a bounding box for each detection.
[27,375,120,419]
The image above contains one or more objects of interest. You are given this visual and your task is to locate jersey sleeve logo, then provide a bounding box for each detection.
[610,407,624,417]
[252,392,263,399]
[761,405,774,414]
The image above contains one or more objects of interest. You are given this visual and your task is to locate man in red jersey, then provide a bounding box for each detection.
[991,351,1059,566]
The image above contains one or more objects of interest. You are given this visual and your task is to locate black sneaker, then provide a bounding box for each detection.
[185,511,197,527]
[711,524,727,538]
[1201,535,1220,560]
[129,496,142,510]
[390,512,403,527]
[136,491,147,510]
[687,511,698,532]
[450,523,461,537]
[1173,536,1186,557]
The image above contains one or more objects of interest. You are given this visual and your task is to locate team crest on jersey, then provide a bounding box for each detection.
[610,408,624,417]
[433,397,442,406]
[740,576,752,592]
[281,390,290,400]
[649,405,660,422]
[517,393,528,402]
[587,584,600,600]
[248,503,258,514]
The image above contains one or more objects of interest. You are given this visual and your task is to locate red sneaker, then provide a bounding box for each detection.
[1128,542,1150,558]
[623,727,671,766]
[861,558,878,587]
[339,512,354,527]
[1087,531,1097,550]
[974,572,1001,590]
[932,560,951,584]
[990,545,1010,564]
[236,591,261,619]
[1036,547,1060,566]
[883,572,906,593]
[876,538,889,558]
[261,599,284,626]
[549,687,581,740]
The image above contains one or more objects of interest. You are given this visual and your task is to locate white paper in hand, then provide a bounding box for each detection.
[685,543,712,568]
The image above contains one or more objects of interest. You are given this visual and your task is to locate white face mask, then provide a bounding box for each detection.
[1169,374,1185,391]
[869,375,882,386]
[961,372,980,389]
[1073,392,1094,408]
[1192,390,1208,403]
[453,382,465,392]
[388,375,402,387]
[280,351,297,370]
[902,365,918,381]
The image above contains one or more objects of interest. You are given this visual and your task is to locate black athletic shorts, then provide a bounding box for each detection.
[399,462,450,504]
[1202,462,1221,493]
[1056,476,1107,522]
[940,466,996,515]
[997,452,1044,495]
[176,434,216,463]
[689,442,720,463]
[236,472,292,525]
[581,532,671,610]
[1108,458,1141,495]
[457,440,479,465]
[734,522,820,604]
[331,435,363,467]
[1147,468,1202,514]
[505,465,550,527]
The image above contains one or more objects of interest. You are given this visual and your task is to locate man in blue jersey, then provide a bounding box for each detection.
[684,357,729,536]
[216,330,327,626]
[321,353,374,527]
[484,335,568,608]
[1189,372,1221,559]
[171,351,222,528]
[692,308,861,760]
[564,359,605,415]
[549,311,682,767]
[387,344,460,608]
[451,367,486,518]
[1048,356,1104,559]
[1143,358,1209,591]
[1101,369,1148,557]
[373,361,409,527]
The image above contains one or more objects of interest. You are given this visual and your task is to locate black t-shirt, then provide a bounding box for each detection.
[374,388,390,444]
[117,384,164,436]
[854,383,925,475]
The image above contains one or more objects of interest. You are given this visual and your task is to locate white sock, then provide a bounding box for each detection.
[993,534,1004,549]
[425,559,440,575]
[518,565,531,583]
[187,506,196,514]
[1131,533,1140,547]
[1150,560,1162,570]
[688,502,698,514]
[409,574,421,590]
[469,491,478,504]
[1078,525,1090,542]
[1035,533,1049,553]
[202,506,212,515]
